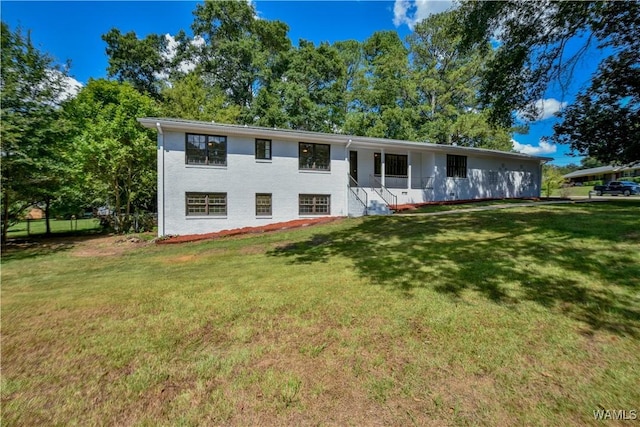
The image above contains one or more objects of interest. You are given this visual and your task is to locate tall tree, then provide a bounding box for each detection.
[551,50,640,164]
[102,28,169,99]
[408,10,511,149]
[67,80,159,230]
[161,73,241,123]
[458,0,640,162]
[345,31,417,140]
[252,40,346,132]
[0,22,75,243]
[191,0,290,112]
[334,39,366,120]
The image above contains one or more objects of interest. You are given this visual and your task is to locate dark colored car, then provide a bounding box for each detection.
[593,181,640,196]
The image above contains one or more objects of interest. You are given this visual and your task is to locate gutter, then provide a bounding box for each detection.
[156,122,165,237]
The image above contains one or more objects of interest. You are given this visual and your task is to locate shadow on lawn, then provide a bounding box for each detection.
[1,232,106,262]
[269,201,640,337]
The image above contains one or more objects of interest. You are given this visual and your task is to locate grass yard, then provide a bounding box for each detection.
[549,186,595,198]
[407,198,543,214]
[6,218,102,238]
[2,201,639,425]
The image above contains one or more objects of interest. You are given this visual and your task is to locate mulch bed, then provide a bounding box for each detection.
[156,216,340,245]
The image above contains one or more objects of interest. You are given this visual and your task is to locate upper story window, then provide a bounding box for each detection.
[255,138,272,160]
[374,153,408,176]
[186,133,227,166]
[299,142,330,171]
[446,154,467,178]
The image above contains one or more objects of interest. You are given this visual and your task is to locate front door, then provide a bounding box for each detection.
[349,150,358,183]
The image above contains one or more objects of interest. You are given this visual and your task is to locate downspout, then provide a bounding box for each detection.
[156,122,165,237]
[345,139,352,216]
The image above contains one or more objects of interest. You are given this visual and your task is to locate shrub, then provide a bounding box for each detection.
[99,212,156,234]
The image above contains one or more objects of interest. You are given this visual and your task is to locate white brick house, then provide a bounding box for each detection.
[138,118,550,237]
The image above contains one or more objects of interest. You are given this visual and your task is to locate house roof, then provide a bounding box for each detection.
[138,117,553,163]
[563,162,640,179]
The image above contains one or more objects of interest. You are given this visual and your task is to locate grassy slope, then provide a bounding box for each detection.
[2,201,639,426]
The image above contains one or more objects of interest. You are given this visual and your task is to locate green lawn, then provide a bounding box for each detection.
[2,201,639,425]
[407,198,539,214]
[6,218,102,238]
[549,185,594,197]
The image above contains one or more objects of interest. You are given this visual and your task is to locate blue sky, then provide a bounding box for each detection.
[2,0,601,166]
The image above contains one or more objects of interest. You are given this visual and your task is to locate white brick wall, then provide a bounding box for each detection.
[150,121,545,237]
[159,131,348,236]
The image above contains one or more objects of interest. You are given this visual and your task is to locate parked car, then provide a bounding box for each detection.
[593,181,640,196]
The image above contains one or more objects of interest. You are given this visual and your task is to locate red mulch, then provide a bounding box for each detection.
[156,216,340,245]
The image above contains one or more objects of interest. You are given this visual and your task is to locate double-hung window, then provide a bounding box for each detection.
[299,142,330,171]
[186,134,227,166]
[446,154,467,178]
[186,193,227,216]
[299,194,330,215]
[256,193,272,216]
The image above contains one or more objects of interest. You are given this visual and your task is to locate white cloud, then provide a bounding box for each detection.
[517,98,567,122]
[393,0,456,29]
[61,75,83,101]
[162,33,205,75]
[512,138,557,156]
[44,69,82,103]
[533,98,567,120]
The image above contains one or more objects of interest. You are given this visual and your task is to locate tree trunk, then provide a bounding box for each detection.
[44,197,52,236]
[2,190,9,246]
[126,163,132,217]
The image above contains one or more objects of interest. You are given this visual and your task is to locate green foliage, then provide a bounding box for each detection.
[542,165,566,198]
[191,0,290,110]
[102,28,168,99]
[161,73,240,123]
[458,0,640,163]
[344,31,418,140]
[66,80,159,229]
[252,40,346,132]
[97,5,516,151]
[0,21,76,241]
[409,11,500,146]
[580,157,605,169]
[551,50,640,164]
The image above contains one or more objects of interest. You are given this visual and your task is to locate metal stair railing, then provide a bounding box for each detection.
[369,174,397,211]
[348,175,368,215]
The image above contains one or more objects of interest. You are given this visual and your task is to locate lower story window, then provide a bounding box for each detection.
[186,192,227,216]
[299,194,330,215]
[256,193,272,216]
